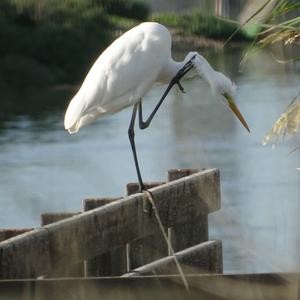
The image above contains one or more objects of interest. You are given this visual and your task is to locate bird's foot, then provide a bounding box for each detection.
[138,182,147,193]
[176,81,186,93]
[142,190,153,215]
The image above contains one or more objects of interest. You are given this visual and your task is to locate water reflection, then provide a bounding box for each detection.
[0,47,299,274]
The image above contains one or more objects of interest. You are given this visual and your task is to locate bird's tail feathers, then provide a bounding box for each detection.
[64,94,107,134]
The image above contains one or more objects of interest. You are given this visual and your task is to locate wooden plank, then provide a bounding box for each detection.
[0,169,220,279]
[83,197,127,276]
[169,213,208,252]
[126,182,168,270]
[41,212,80,226]
[126,182,165,195]
[124,240,222,277]
[167,169,199,182]
[40,212,84,278]
[83,198,122,210]
[0,229,51,279]
[0,229,33,242]
[0,273,297,300]
[167,169,209,252]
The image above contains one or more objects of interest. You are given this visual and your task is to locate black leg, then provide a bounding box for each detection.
[138,57,195,130]
[128,57,195,191]
[128,103,145,192]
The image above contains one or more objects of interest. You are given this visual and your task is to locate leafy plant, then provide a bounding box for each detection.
[262,92,300,147]
[248,1,300,147]
[240,0,300,66]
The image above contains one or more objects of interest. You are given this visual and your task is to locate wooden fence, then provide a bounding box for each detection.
[0,168,221,281]
[0,168,298,299]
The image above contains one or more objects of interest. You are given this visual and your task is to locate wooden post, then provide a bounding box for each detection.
[83,198,127,276]
[168,169,210,252]
[41,212,80,226]
[0,229,33,243]
[0,229,51,279]
[167,168,199,181]
[126,182,168,270]
[83,198,121,211]
[126,182,165,195]
[40,212,83,278]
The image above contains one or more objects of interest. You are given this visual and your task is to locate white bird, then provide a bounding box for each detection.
[64,22,250,191]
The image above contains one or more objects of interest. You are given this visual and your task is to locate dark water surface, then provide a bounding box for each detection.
[0,48,299,274]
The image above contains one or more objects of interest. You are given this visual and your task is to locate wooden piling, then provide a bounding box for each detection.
[126,182,168,270]
[83,197,127,276]
[126,182,165,195]
[41,212,80,226]
[167,169,209,252]
[167,169,199,181]
[40,212,83,277]
[0,229,51,279]
[0,229,33,243]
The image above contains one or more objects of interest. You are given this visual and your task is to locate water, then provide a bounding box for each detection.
[0,48,299,274]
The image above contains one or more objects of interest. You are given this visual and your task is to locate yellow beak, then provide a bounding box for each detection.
[224,93,250,133]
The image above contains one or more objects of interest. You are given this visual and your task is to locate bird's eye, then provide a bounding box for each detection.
[222,92,232,104]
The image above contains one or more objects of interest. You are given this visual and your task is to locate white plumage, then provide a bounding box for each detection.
[65,22,249,134]
[65,22,175,133]
[64,21,249,189]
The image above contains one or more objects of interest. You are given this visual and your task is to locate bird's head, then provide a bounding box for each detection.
[191,53,250,133]
[214,71,250,133]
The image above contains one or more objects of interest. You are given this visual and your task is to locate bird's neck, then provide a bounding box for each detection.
[158,53,215,85]
[157,59,184,83]
[192,54,216,88]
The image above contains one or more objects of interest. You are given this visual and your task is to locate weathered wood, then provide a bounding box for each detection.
[126,182,165,195]
[0,169,220,279]
[170,214,208,252]
[167,169,209,252]
[0,229,51,279]
[83,197,127,276]
[83,198,122,211]
[41,212,80,226]
[41,212,84,277]
[0,229,33,242]
[0,273,297,300]
[167,169,199,182]
[124,240,222,277]
[126,182,168,270]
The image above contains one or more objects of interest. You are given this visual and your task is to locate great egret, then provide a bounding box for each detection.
[64,22,250,191]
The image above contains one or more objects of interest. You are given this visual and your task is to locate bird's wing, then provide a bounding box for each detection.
[64,23,171,133]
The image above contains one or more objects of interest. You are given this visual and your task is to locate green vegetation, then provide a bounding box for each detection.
[0,0,148,88]
[152,11,251,41]
[102,0,150,21]
[0,0,252,88]
[0,0,113,87]
[240,0,300,65]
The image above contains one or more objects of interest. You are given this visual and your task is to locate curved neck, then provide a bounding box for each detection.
[157,58,185,83]
[192,53,215,83]
[157,52,215,85]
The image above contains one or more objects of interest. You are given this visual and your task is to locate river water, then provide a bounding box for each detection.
[0,47,299,274]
